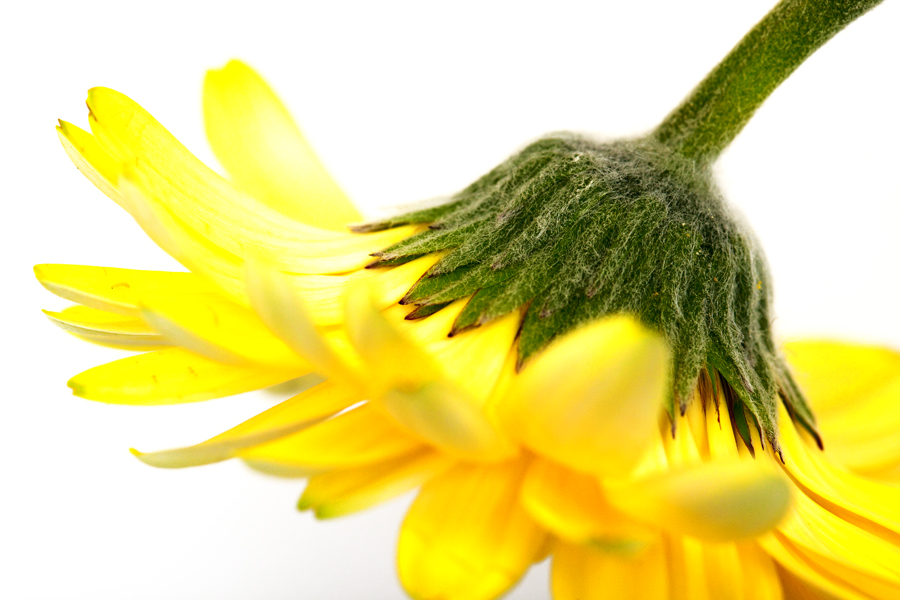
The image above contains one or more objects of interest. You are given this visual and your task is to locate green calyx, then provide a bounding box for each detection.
[351,0,887,452]
[355,135,818,452]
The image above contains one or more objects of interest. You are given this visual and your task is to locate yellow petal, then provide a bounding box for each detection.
[425,312,520,404]
[132,380,359,468]
[56,119,249,302]
[662,538,783,600]
[34,264,218,317]
[299,449,455,519]
[344,280,442,392]
[775,492,900,598]
[87,86,402,276]
[69,347,298,405]
[56,121,125,209]
[117,177,251,302]
[606,459,792,542]
[520,457,651,550]
[784,340,900,413]
[139,293,307,369]
[245,262,362,382]
[345,282,515,461]
[43,305,169,351]
[203,59,360,230]
[760,533,872,600]
[551,540,668,600]
[241,459,320,479]
[381,382,517,462]
[397,460,546,600]
[785,341,900,476]
[705,395,742,462]
[501,315,670,477]
[778,406,900,543]
[737,543,784,600]
[237,402,423,469]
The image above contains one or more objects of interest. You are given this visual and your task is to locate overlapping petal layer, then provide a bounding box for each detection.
[40,61,900,600]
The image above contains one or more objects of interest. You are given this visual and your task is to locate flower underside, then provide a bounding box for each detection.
[34,44,900,599]
[356,136,819,452]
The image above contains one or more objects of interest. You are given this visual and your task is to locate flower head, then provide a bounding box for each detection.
[37,29,900,600]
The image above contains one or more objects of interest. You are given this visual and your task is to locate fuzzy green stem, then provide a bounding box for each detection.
[654,0,884,162]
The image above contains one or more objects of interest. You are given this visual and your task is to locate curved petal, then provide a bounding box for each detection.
[785,340,900,476]
[139,293,307,369]
[299,449,455,519]
[203,60,361,230]
[761,533,884,600]
[34,264,218,317]
[520,457,651,550]
[501,315,670,477]
[86,87,400,273]
[237,403,423,469]
[43,306,169,351]
[663,537,783,600]
[132,380,359,468]
[551,540,668,600]
[775,492,900,598]
[397,460,546,600]
[344,282,515,461]
[778,407,900,543]
[56,120,125,209]
[69,347,299,405]
[245,262,362,382]
[606,459,792,543]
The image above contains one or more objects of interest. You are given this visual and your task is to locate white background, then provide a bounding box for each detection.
[2,1,898,598]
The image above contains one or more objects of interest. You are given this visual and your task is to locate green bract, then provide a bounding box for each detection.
[353,0,886,453]
[355,135,817,453]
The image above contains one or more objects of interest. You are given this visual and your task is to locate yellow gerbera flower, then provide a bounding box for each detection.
[36,1,900,596]
[37,57,900,600]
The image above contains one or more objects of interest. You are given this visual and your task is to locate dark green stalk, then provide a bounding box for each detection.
[655,0,884,162]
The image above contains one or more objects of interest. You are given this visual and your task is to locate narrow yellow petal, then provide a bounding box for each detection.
[777,489,900,592]
[345,282,515,461]
[785,341,900,476]
[43,306,169,351]
[34,264,218,317]
[784,340,900,413]
[116,177,250,302]
[241,459,320,479]
[501,315,670,477]
[132,381,359,468]
[203,59,361,230]
[551,540,668,600]
[705,396,741,462]
[778,406,900,543]
[87,86,398,276]
[520,457,651,550]
[56,120,249,301]
[425,312,520,404]
[343,280,442,392]
[760,534,872,600]
[237,403,423,469]
[606,459,792,542]
[778,562,867,600]
[397,460,546,600]
[56,121,125,209]
[299,449,455,519]
[246,262,362,382]
[139,293,307,369]
[381,382,518,462]
[664,538,781,600]
[737,543,784,600]
[663,536,712,600]
[69,348,299,405]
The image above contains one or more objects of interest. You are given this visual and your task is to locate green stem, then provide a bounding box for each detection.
[654,0,884,162]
